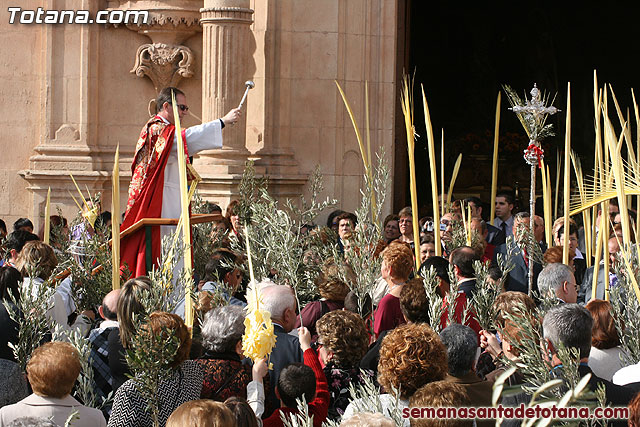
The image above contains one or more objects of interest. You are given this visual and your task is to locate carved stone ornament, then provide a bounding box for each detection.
[107,0,202,44]
[130,43,194,92]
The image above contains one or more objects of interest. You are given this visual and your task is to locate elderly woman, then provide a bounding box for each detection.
[196,305,253,401]
[108,312,203,427]
[586,299,624,382]
[0,342,106,426]
[18,241,92,337]
[315,310,373,421]
[342,323,448,425]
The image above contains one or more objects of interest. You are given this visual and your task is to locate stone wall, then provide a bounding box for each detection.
[0,0,43,227]
[0,0,398,231]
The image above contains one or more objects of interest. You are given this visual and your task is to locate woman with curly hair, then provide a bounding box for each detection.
[294,261,352,338]
[315,310,374,421]
[342,323,448,425]
[409,380,472,427]
[374,242,414,338]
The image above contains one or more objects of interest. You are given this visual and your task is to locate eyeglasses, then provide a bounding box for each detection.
[177,104,189,112]
[440,219,451,226]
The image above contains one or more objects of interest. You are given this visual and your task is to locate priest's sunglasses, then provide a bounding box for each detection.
[177,104,189,112]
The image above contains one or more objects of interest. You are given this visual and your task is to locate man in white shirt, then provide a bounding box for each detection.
[121,87,240,277]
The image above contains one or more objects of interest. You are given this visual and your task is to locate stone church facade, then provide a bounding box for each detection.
[0,0,399,230]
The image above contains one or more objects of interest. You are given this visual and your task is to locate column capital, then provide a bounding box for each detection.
[203,0,251,8]
[200,7,254,24]
[130,43,195,92]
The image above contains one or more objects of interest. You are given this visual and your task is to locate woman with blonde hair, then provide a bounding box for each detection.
[18,241,92,337]
[167,400,235,427]
[107,276,151,391]
[0,342,106,426]
[108,312,203,427]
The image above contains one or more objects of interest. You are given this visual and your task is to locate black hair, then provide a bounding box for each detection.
[420,233,435,245]
[224,397,259,427]
[13,218,34,232]
[450,246,478,279]
[204,250,238,283]
[0,219,6,234]
[208,203,223,214]
[557,223,579,238]
[488,265,502,282]
[96,211,111,228]
[4,230,39,253]
[326,210,345,228]
[463,196,482,207]
[335,212,358,227]
[277,362,316,408]
[344,290,372,318]
[496,192,515,205]
[0,266,21,301]
[102,299,118,321]
[419,256,450,285]
[156,87,185,113]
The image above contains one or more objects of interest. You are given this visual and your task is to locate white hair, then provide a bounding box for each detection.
[538,263,574,297]
[201,305,245,353]
[543,303,593,359]
[261,284,295,321]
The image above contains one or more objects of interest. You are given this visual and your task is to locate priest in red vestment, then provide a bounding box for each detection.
[121,87,240,277]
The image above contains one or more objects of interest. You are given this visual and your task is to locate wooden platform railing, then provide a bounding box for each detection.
[55,213,223,280]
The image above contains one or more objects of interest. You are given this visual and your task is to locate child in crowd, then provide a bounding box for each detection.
[248,327,329,427]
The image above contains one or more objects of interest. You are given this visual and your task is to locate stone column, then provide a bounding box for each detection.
[198,0,253,174]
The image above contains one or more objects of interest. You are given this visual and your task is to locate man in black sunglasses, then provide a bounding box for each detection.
[121,86,241,277]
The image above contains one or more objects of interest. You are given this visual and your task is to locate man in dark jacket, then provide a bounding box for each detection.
[543,304,635,413]
[440,323,494,427]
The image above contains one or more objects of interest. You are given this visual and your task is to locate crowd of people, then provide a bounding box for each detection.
[1,189,640,427]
